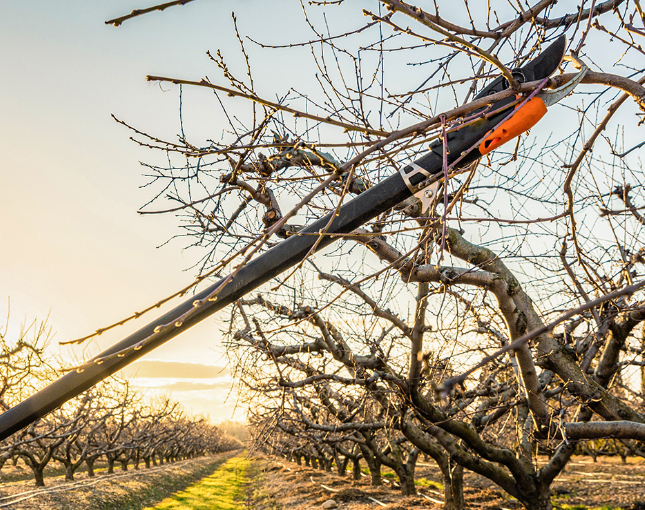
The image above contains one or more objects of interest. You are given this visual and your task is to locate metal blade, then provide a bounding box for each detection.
[538,66,588,107]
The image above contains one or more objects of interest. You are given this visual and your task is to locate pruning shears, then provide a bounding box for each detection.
[0,36,587,441]
[402,35,587,212]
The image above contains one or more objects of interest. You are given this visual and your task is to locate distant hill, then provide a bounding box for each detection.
[120,360,229,379]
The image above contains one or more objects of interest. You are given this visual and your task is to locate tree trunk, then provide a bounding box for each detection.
[521,487,552,510]
[517,480,552,510]
[337,456,349,476]
[295,455,302,465]
[398,469,416,496]
[86,458,95,477]
[324,457,333,472]
[352,458,361,481]
[368,461,382,486]
[442,463,464,510]
[585,441,598,462]
[144,457,151,469]
[402,448,420,496]
[107,458,115,474]
[120,459,128,471]
[615,441,627,464]
[359,446,382,486]
[34,466,45,487]
[310,457,318,470]
[65,462,74,481]
[393,456,418,496]
[369,465,382,485]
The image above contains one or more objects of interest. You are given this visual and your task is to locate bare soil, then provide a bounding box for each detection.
[249,456,645,510]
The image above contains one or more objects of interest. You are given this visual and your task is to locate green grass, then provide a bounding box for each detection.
[88,453,240,510]
[144,452,250,510]
[415,477,444,490]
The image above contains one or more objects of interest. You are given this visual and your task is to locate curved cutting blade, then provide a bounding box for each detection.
[475,35,567,99]
[538,65,588,107]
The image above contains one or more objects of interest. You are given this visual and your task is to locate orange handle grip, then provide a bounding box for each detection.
[479,96,547,155]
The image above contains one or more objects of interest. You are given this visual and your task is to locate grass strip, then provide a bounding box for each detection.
[145,452,250,510]
[87,452,240,510]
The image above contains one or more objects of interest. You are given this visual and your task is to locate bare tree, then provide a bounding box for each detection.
[0,313,50,472]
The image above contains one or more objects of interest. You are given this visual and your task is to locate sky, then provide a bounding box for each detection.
[1,1,642,422]
[0,0,289,422]
[0,0,403,423]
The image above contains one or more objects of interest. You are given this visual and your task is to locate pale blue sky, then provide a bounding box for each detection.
[0,0,383,421]
[0,0,398,364]
[1,1,223,358]
[0,0,292,420]
[1,1,642,421]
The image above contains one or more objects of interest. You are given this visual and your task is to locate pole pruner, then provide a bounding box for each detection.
[0,35,587,440]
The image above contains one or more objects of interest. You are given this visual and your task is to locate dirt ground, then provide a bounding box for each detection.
[249,456,645,510]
